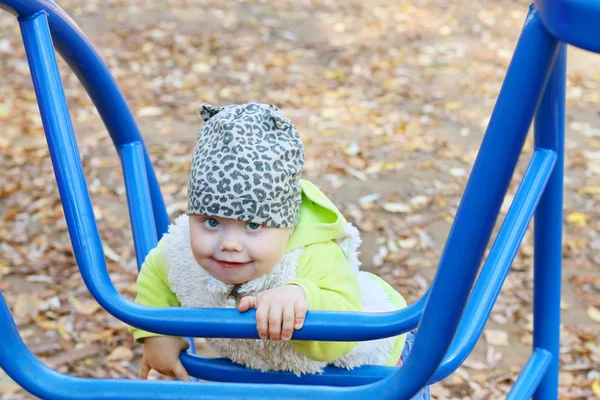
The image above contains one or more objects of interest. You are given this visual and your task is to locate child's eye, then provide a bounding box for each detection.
[245,222,262,231]
[203,218,220,228]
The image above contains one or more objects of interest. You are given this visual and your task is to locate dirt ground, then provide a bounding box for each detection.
[1,0,599,399]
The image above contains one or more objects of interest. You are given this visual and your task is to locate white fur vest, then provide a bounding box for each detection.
[161,214,400,375]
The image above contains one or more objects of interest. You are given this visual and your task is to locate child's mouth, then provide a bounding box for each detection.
[213,258,251,269]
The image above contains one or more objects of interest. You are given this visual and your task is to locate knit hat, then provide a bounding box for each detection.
[186,103,304,228]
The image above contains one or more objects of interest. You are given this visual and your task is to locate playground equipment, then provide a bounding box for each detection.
[0,0,583,398]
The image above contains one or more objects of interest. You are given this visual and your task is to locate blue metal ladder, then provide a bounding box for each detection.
[0,0,583,398]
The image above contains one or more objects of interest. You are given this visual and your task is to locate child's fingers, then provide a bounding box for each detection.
[173,362,191,382]
[281,304,295,341]
[268,303,284,341]
[294,300,308,330]
[238,296,256,312]
[255,303,270,339]
[139,360,151,380]
[178,338,191,352]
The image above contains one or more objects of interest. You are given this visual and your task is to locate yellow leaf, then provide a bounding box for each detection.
[324,69,344,79]
[444,102,461,110]
[579,186,600,194]
[592,379,600,397]
[0,103,11,119]
[58,322,71,341]
[566,212,587,227]
[587,306,600,323]
[36,320,58,330]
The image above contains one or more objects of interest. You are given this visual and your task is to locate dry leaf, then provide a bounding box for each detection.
[484,329,509,346]
[13,292,41,320]
[106,346,134,362]
[566,212,587,227]
[136,106,163,117]
[449,167,466,177]
[383,202,411,213]
[592,379,600,397]
[586,306,600,323]
[102,240,121,262]
[71,297,101,316]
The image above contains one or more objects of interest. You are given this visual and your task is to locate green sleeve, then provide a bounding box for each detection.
[286,242,362,362]
[128,244,180,343]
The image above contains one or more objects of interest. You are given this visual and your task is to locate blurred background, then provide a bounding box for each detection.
[0,0,599,398]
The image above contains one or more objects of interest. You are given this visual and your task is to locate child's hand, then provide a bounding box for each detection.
[238,285,308,341]
[140,336,190,381]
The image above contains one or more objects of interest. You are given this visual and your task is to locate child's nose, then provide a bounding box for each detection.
[220,238,243,252]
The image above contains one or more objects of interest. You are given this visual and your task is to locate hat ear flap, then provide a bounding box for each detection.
[199,103,224,122]
[267,108,292,130]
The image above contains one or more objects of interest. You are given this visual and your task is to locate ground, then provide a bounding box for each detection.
[0,0,599,399]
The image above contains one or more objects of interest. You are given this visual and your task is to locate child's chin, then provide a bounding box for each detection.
[219,273,250,285]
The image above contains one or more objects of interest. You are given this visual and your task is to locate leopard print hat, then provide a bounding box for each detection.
[186,103,304,228]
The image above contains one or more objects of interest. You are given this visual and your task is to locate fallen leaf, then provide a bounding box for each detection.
[566,212,587,227]
[383,202,411,213]
[45,344,102,368]
[449,167,466,177]
[102,240,121,262]
[13,292,41,320]
[136,106,163,118]
[592,379,600,397]
[484,329,509,346]
[586,306,600,323]
[398,237,418,249]
[71,297,101,316]
[106,346,134,362]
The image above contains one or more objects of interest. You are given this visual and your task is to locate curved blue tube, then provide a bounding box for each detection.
[535,0,600,53]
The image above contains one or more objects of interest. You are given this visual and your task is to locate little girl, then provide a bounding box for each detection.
[130,103,429,399]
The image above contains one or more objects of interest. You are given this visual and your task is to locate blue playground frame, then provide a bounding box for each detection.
[0,0,578,398]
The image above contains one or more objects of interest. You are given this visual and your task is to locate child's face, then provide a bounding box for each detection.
[189,215,293,284]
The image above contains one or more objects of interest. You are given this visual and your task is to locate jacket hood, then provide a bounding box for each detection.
[285,180,347,252]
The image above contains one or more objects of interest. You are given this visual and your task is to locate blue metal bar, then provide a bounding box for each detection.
[0,0,170,238]
[533,42,566,400]
[119,98,198,373]
[506,348,553,400]
[179,292,427,383]
[180,355,396,387]
[430,148,556,383]
[381,7,560,397]
[120,142,158,269]
[535,0,600,54]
